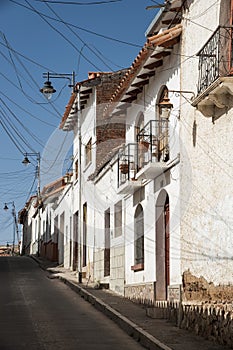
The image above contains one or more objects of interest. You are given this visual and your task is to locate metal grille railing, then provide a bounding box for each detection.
[117,120,169,188]
[118,143,138,187]
[137,119,169,166]
[197,26,233,95]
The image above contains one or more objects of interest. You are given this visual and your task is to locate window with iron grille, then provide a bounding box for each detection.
[134,204,144,265]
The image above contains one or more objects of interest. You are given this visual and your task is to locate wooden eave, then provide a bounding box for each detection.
[60,80,95,131]
[80,99,87,105]
[80,94,90,100]
[151,50,171,59]
[121,95,137,103]
[146,0,183,36]
[131,79,149,88]
[126,87,143,96]
[144,60,163,70]
[137,71,155,80]
[80,88,92,95]
[103,23,182,116]
[59,93,76,130]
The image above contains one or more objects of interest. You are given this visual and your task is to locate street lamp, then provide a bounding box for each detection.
[22,152,41,198]
[40,71,76,99]
[22,152,41,256]
[40,71,83,282]
[3,201,19,255]
[159,88,173,119]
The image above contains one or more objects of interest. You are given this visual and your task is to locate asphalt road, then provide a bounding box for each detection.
[0,256,145,350]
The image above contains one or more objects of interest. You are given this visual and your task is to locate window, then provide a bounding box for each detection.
[83,203,87,267]
[104,208,110,277]
[85,138,92,166]
[133,204,144,268]
[114,201,122,237]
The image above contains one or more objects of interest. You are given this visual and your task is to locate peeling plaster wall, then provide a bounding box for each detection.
[183,271,233,302]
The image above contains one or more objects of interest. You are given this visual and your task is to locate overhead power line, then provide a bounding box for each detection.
[9,0,141,48]
[44,1,115,71]
[24,0,103,71]
[33,0,122,5]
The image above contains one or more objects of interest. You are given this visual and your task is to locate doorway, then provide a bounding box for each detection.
[155,190,170,300]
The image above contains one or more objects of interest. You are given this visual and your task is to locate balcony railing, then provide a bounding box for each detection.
[118,143,138,188]
[137,119,169,167]
[197,26,233,96]
[117,120,169,189]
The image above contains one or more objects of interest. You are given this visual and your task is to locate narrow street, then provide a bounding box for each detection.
[0,256,145,350]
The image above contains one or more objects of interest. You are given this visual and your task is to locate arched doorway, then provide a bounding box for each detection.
[155,190,169,300]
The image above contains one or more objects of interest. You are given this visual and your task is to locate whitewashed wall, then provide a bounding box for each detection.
[123,43,182,298]
[180,0,233,285]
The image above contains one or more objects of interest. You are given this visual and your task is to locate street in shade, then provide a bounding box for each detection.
[0,256,144,350]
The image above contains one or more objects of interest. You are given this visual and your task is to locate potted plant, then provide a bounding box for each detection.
[139,139,149,152]
[119,162,129,174]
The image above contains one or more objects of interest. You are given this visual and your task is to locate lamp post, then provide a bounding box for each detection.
[40,72,83,282]
[40,71,76,99]
[22,152,41,256]
[4,201,19,255]
[158,88,173,119]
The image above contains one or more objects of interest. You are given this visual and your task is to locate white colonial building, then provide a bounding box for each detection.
[19,0,233,307]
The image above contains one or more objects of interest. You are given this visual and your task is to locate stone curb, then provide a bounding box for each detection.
[59,276,173,350]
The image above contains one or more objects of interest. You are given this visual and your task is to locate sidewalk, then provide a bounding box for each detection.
[31,256,231,350]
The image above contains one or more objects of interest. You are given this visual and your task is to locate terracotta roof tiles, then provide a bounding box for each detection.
[103,24,182,117]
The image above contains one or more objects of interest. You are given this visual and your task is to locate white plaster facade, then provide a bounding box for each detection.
[20,0,233,304]
[179,0,233,287]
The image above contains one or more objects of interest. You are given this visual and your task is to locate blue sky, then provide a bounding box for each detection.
[0,0,162,245]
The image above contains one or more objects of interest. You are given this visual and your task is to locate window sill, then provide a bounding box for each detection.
[131,263,144,272]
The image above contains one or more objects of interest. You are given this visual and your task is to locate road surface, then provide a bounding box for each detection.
[0,256,145,350]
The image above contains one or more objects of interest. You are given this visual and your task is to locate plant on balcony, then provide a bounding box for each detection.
[139,139,149,153]
[119,162,129,174]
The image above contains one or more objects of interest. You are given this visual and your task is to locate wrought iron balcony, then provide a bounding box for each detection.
[197,26,233,96]
[136,120,169,180]
[117,143,141,194]
[117,120,170,192]
[192,26,233,116]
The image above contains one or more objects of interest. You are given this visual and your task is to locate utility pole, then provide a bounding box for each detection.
[77,88,83,283]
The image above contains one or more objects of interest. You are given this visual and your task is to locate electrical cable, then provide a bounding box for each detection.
[24,0,103,72]
[0,98,45,148]
[0,115,26,155]
[9,0,142,48]
[0,64,61,120]
[34,0,122,5]
[0,34,68,119]
[0,91,57,127]
[0,105,37,153]
[44,1,116,71]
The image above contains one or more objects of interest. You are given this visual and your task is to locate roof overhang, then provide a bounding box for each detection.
[145,0,183,37]
[59,76,102,131]
[104,24,182,117]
